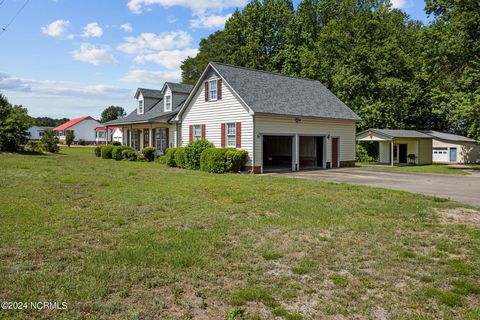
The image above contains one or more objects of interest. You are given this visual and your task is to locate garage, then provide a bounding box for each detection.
[262,135,293,172]
[432,147,449,162]
[299,136,325,169]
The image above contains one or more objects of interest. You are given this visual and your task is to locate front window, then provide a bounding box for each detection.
[138,100,144,114]
[209,80,217,101]
[226,123,236,147]
[155,128,168,154]
[164,96,172,111]
[97,131,105,139]
[193,125,202,141]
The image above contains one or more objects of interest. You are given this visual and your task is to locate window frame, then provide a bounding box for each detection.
[209,79,217,101]
[164,95,172,112]
[226,122,236,147]
[193,124,202,141]
[138,99,144,114]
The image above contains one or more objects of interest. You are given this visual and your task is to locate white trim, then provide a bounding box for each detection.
[164,95,172,112]
[208,79,218,101]
[193,124,202,141]
[226,122,236,147]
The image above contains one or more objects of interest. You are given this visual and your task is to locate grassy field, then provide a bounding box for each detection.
[1,147,479,319]
[356,162,470,175]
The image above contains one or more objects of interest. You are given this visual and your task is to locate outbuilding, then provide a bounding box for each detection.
[423,130,479,164]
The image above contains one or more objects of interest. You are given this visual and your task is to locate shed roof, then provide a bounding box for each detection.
[423,130,477,143]
[359,129,432,139]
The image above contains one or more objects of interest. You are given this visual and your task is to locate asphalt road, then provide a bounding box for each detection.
[267,167,480,207]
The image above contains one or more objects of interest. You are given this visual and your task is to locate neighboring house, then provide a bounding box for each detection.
[112,127,123,143]
[423,130,479,164]
[104,83,193,153]
[94,127,115,144]
[175,62,361,173]
[356,129,433,166]
[27,126,53,140]
[53,116,102,144]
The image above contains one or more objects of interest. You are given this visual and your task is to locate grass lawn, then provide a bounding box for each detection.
[356,162,470,175]
[1,147,480,319]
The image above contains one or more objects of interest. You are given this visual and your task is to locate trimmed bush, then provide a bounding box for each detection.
[165,148,178,167]
[157,155,166,164]
[141,146,156,162]
[184,140,214,170]
[24,140,43,153]
[137,153,147,162]
[112,146,131,161]
[101,145,114,159]
[94,145,102,157]
[122,149,137,161]
[174,147,186,168]
[111,141,121,146]
[200,148,231,173]
[225,149,248,172]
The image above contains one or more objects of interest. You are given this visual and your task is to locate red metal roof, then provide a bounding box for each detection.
[53,116,93,131]
[95,126,114,132]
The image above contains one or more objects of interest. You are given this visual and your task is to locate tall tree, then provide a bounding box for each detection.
[101,106,126,123]
[0,94,32,152]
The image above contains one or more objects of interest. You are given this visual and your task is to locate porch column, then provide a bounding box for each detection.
[293,134,299,171]
[106,126,109,144]
[130,125,133,148]
[391,140,394,167]
[149,124,153,149]
[122,126,124,145]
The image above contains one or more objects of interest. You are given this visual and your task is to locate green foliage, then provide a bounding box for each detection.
[225,149,248,172]
[111,141,121,146]
[230,288,278,308]
[122,148,137,161]
[330,274,349,287]
[94,146,102,157]
[100,105,126,123]
[226,307,249,320]
[101,145,114,159]
[184,140,214,170]
[112,146,132,161]
[141,146,156,162]
[174,147,186,168]
[356,144,376,162]
[31,116,69,127]
[65,131,75,147]
[262,252,283,260]
[165,148,178,167]
[24,140,43,153]
[156,155,166,164]
[0,94,32,152]
[40,130,59,153]
[200,148,231,173]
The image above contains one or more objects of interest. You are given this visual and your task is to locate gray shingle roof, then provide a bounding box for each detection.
[166,82,193,94]
[423,130,477,143]
[364,129,432,138]
[137,88,163,99]
[210,62,361,121]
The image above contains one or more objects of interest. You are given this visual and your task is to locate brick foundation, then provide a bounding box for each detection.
[244,166,262,174]
[340,160,355,168]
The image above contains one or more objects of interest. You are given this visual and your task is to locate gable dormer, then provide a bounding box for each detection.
[137,92,144,115]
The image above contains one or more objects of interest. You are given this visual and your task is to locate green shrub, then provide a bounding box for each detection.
[111,141,121,146]
[165,148,178,167]
[174,147,186,168]
[225,149,248,172]
[156,155,166,164]
[137,153,147,162]
[24,140,43,153]
[122,149,137,161]
[94,145,102,157]
[40,130,59,153]
[184,140,214,170]
[101,145,114,159]
[200,148,231,173]
[65,131,75,147]
[141,146,156,162]
[356,143,377,162]
[112,146,131,161]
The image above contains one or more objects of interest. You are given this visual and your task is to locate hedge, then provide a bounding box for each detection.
[174,147,186,168]
[101,145,114,159]
[200,148,232,173]
[184,140,214,170]
[111,141,122,146]
[141,146,156,162]
[165,148,178,167]
[122,149,137,161]
[225,149,248,172]
[112,146,132,161]
[94,145,102,157]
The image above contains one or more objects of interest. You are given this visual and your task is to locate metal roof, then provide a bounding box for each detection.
[360,129,432,139]
[423,130,477,143]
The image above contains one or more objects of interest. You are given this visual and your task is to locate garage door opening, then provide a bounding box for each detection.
[263,135,293,172]
[299,136,324,169]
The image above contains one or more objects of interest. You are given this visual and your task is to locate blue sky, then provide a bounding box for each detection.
[0,0,430,119]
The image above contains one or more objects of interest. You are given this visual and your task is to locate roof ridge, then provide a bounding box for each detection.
[210,62,320,83]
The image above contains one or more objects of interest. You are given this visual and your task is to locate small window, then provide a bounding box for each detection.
[164,95,172,112]
[193,125,202,141]
[138,100,144,114]
[226,123,236,147]
[209,79,217,101]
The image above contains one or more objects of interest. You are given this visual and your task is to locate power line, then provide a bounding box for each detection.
[1,0,30,35]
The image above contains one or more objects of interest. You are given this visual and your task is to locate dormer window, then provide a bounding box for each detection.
[209,80,217,101]
[164,95,172,112]
[138,99,144,114]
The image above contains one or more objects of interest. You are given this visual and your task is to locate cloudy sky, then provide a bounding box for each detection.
[0,0,429,119]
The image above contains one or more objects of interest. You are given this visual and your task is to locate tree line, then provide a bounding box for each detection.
[181,0,479,141]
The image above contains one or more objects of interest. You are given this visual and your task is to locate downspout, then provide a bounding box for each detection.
[252,114,255,173]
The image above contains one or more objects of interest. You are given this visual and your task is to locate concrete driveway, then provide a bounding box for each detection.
[267,167,480,207]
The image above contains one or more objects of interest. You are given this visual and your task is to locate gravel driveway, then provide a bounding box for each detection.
[268,167,480,207]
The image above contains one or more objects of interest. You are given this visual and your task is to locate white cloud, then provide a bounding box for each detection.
[120,23,133,32]
[121,69,181,84]
[133,48,198,69]
[72,43,117,65]
[66,34,75,40]
[190,13,231,28]
[390,0,407,9]
[117,31,192,54]
[127,0,247,14]
[82,22,103,38]
[41,20,70,37]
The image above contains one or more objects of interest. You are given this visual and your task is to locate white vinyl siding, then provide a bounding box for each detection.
[431,139,479,164]
[254,115,357,167]
[226,123,236,147]
[181,75,253,165]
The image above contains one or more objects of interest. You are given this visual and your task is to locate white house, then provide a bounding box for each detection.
[27,126,53,140]
[53,116,102,144]
[423,130,479,164]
